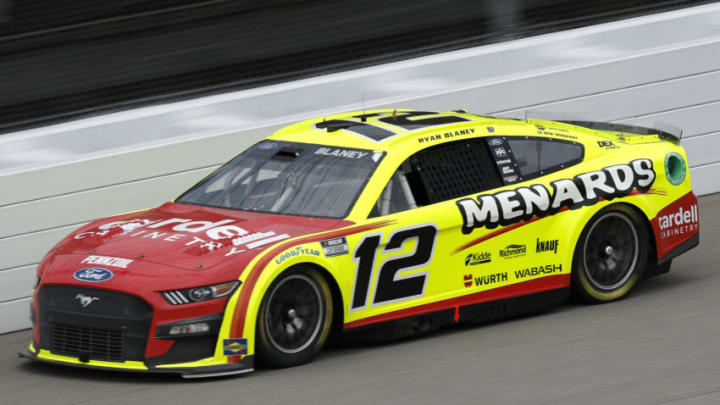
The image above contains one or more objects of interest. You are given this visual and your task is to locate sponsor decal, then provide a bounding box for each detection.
[496,159,512,165]
[417,128,475,143]
[597,140,619,149]
[81,255,133,269]
[73,268,114,283]
[465,251,491,266]
[658,203,698,240]
[514,264,563,279]
[488,138,503,146]
[536,125,577,140]
[275,246,321,265]
[463,271,508,288]
[494,147,507,158]
[75,294,100,308]
[536,238,559,254]
[223,338,248,356]
[503,175,519,183]
[501,166,515,174]
[321,237,349,257]
[499,244,526,259]
[74,217,290,258]
[315,147,368,159]
[665,152,686,185]
[652,192,699,258]
[473,272,508,286]
[457,159,655,233]
[487,126,495,133]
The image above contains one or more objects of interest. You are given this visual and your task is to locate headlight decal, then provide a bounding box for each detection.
[161,281,239,305]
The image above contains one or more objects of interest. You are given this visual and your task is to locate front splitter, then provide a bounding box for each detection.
[19,349,254,378]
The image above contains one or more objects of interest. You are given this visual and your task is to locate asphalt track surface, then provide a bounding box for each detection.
[2,193,719,405]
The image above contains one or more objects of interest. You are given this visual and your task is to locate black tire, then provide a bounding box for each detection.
[256,266,333,368]
[572,205,649,303]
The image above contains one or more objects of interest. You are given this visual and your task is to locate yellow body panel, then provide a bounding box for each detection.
[227,109,694,360]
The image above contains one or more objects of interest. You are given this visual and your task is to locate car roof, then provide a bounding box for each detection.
[268,109,609,154]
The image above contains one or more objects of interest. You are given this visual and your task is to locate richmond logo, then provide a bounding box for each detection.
[499,244,526,259]
[457,159,655,233]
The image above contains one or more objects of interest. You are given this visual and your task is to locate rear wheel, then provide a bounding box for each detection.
[572,205,649,303]
[256,266,333,368]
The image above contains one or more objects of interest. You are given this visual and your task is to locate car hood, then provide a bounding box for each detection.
[53,202,349,271]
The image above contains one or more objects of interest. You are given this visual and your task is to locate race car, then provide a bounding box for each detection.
[21,109,699,377]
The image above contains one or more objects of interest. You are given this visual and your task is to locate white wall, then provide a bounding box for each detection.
[2,3,720,334]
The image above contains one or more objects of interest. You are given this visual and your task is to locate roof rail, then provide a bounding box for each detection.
[556,120,683,142]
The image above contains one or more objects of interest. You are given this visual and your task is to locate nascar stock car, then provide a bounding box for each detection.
[21,109,699,377]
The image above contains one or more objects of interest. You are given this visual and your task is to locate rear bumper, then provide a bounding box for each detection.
[19,344,254,378]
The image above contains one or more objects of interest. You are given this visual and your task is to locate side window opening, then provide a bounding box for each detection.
[370,139,502,217]
[486,136,584,185]
[507,137,583,179]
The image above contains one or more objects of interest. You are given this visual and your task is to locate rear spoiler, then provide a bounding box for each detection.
[556,120,683,142]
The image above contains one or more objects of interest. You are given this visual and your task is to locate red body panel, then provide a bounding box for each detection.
[651,191,699,259]
[36,202,350,358]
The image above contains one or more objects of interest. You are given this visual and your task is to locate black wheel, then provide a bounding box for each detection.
[572,205,649,303]
[256,266,333,368]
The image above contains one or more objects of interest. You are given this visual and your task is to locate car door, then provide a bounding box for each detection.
[343,137,506,327]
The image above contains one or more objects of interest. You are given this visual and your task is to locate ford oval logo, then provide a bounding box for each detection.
[73,267,114,282]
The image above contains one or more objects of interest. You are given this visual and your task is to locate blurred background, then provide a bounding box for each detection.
[0,0,711,132]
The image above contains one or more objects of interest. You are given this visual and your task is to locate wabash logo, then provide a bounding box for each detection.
[457,159,655,233]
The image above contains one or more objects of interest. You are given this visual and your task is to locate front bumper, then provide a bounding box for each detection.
[20,343,254,378]
[28,284,253,378]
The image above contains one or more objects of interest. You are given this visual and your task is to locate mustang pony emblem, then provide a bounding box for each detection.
[75,294,100,308]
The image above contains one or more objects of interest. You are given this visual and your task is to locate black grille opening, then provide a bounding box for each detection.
[50,323,125,362]
[38,286,153,362]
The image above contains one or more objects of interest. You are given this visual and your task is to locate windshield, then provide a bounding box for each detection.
[177,141,385,218]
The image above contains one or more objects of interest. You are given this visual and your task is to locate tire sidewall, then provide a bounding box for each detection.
[572,204,649,303]
[256,266,333,368]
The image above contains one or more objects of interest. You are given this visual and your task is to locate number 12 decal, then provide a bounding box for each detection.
[351,223,438,310]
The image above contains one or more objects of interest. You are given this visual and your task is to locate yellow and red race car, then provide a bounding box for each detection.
[22,110,699,377]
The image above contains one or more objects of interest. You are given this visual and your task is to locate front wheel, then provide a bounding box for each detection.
[256,266,333,368]
[572,205,649,303]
